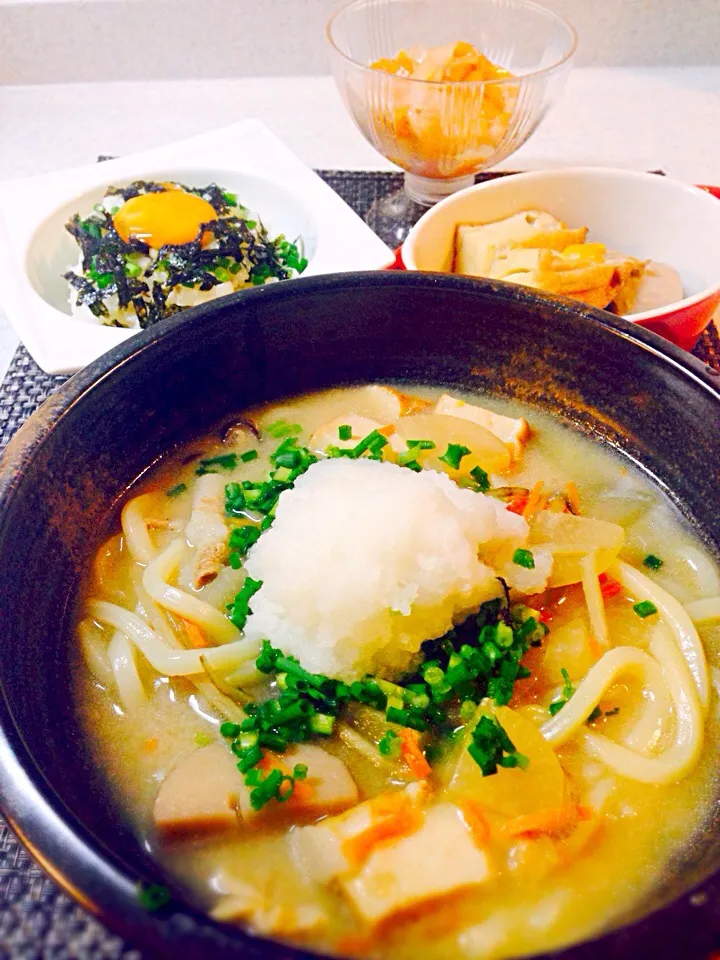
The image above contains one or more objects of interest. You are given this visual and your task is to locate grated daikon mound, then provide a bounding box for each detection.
[243,458,539,681]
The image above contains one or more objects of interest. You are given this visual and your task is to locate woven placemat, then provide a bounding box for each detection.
[0,169,719,959]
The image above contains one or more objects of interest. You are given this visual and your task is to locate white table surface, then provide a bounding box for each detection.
[1,67,720,381]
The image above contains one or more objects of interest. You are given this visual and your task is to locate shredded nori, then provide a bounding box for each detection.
[64,180,307,329]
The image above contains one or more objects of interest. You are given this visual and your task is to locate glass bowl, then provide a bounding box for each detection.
[326,0,576,239]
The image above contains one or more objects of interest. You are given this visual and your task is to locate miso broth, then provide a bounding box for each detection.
[76,385,720,959]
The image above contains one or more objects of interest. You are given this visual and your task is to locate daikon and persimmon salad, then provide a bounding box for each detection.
[64,180,307,328]
[369,42,518,178]
[76,384,720,959]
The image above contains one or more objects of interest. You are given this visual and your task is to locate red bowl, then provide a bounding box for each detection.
[397,170,720,352]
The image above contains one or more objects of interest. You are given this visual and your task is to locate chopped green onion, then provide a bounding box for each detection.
[166,482,187,498]
[351,430,388,458]
[237,744,263,773]
[309,713,336,735]
[137,882,171,912]
[587,706,602,723]
[512,548,535,569]
[633,600,658,619]
[228,525,262,558]
[548,667,574,715]
[249,768,283,809]
[266,420,301,438]
[196,453,237,476]
[468,714,527,777]
[460,699,477,722]
[379,730,401,757]
[386,705,409,726]
[220,721,241,738]
[240,449,258,463]
[406,439,435,450]
[643,554,664,571]
[338,424,353,441]
[439,443,471,470]
[226,576,263,630]
[469,466,490,492]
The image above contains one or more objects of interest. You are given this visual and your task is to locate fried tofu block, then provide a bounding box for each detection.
[433,393,529,459]
[291,782,430,885]
[340,803,492,926]
[455,210,587,277]
[153,744,243,838]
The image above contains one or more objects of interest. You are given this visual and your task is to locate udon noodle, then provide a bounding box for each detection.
[76,385,720,960]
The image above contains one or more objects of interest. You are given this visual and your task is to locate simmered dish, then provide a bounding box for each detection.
[454,210,684,314]
[76,385,720,959]
[65,180,307,328]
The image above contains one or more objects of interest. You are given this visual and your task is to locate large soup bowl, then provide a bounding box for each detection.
[0,272,719,959]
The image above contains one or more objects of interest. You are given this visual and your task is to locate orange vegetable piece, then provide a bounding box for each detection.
[180,617,209,649]
[143,737,159,753]
[398,729,431,780]
[503,803,590,839]
[256,751,315,808]
[341,790,424,867]
[522,480,546,522]
[507,492,529,515]
[564,481,582,515]
[457,798,491,847]
[598,572,622,600]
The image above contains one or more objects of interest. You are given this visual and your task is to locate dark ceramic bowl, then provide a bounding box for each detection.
[1,272,719,960]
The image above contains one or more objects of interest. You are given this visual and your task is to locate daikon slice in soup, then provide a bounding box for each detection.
[75,384,720,960]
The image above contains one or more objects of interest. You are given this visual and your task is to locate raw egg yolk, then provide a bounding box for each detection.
[113,190,218,248]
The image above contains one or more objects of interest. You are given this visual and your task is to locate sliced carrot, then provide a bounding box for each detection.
[255,751,315,807]
[564,481,581,515]
[458,798,491,847]
[180,617,209,649]
[503,804,583,838]
[343,805,423,867]
[507,492,529,515]
[598,573,622,600]
[587,634,603,660]
[522,481,545,522]
[335,933,377,956]
[287,779,315,806]
[398,729,431,780]
[377,423,396,438]
[368,789,413,818]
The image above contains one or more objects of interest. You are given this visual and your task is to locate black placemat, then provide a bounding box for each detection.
[0,169,719,959]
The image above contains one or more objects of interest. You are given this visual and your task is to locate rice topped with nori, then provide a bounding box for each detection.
[64,180,308,329]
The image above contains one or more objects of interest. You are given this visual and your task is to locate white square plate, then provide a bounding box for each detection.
[0,119,394,374]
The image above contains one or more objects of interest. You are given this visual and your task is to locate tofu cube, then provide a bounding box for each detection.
[340,803,492,926]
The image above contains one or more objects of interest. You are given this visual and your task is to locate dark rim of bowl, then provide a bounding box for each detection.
[0,271,719,960]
